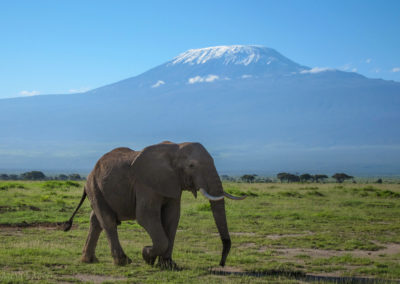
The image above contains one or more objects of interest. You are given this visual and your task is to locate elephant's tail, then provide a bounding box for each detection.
[63,188,87,232]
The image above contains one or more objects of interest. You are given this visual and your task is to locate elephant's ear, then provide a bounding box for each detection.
[131,143,181,199]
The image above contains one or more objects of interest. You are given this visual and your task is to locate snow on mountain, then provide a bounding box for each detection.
[168,45,308,71]
[170,45,264,65]
[87,45,316,95]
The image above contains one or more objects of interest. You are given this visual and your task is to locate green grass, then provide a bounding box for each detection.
[0,182,26,190]
[0,181,399,282]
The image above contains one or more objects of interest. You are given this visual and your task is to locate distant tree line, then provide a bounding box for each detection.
[277,172,355,183]
[220,174,272,183]
[220,172,359,184]
[0,171,85,181]
[277,172,329,183]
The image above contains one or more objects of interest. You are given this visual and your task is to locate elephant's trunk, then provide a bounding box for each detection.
[210,199,231,267]
[205,172,231,266]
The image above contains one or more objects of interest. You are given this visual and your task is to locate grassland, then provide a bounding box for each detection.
[0,180,399,283]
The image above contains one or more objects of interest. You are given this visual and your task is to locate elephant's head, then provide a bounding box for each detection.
[131,141,245,266]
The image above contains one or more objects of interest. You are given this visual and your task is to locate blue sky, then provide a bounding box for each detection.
[0,0,399,99]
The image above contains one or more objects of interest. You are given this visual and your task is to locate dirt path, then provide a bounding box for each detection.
[210,267,400,283]
[0,221,75,230]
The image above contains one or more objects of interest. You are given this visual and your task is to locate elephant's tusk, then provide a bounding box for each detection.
[223,192,247,200]
[199,188,224,201]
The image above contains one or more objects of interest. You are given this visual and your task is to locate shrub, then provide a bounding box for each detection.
[0,174,9,180]
[376,190,400,198]
[40,195,50,202]
[306,190,325,197]
[225,187,258,197]
[0,182,26,190]
[241,174,257,183]
[21,171,46,180]
[332,173,353,183]
[41,180,81,190]
[197,203,211,211]
[68,173,82,180]
[279,191,302,198]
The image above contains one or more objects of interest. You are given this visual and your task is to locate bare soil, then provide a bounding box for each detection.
[0,205,40,212]
[210,266,245,273]
[0,221,76,230]
[68,273,127,283]
[237,242,256,249]
[269,242,400,259]
[266,232,314,240]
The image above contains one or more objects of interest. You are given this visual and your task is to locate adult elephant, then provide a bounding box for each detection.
[64,141,245,269]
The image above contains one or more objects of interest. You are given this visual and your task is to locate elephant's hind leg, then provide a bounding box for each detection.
[81,211,102,263]
[91,196,132,265]
[104,226,131,265]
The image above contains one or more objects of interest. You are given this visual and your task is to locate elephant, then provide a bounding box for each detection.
[64,141,246,269]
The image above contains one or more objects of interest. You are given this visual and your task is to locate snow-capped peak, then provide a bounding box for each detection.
[170,45,268,66]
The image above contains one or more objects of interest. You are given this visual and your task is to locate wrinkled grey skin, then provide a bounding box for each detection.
[65,141,233,269]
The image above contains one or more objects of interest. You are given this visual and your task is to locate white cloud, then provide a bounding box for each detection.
[341,63,351,71]
[151,80,165,88]
[365,58,372,64]
[241,74,252,79]
[300,67,334,74]
[69,87,90,93]
[188,74,219,84]
[20,90,40,96]
[392,67,400,73]
[340,64,357,73]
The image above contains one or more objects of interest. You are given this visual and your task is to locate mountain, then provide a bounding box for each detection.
[1,45,400,175]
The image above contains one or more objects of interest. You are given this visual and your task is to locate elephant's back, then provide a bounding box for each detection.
[95,147,137,172]
[100,147,136,163]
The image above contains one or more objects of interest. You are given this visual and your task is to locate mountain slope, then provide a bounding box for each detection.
[1,45,399,175]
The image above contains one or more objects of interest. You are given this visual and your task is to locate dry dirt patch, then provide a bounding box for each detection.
[68,274,127,283]
[0,227,24,236]
[229,232,256,236]
[352,242,400,258]
[266,232,314,240]
[0,221,76,230]
[237,242,256,249]
[210,266,245,273]
[270,242,400,259]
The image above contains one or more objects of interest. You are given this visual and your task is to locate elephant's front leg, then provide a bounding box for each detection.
[136,195,172,268]
[158,198,181,269]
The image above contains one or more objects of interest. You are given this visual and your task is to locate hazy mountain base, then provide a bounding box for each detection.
[1,78,400,174]
[0,181,399,282]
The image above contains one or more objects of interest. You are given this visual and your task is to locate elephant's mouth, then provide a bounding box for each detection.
[182,175,197,192]
[181,174,246,201]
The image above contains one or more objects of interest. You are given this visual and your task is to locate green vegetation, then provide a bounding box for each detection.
[0,181,399,282]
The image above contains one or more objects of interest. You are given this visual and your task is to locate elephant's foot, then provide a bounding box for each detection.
[157,257,181,271]
[113,254,132,266]
[81,255,99,263]
[142,246,156,265]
